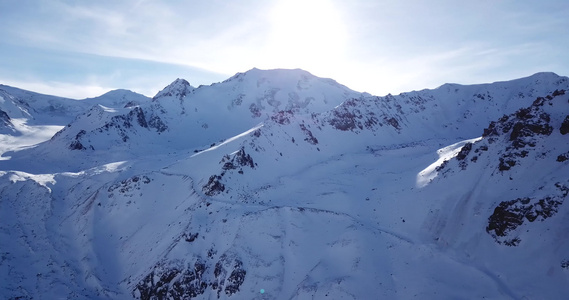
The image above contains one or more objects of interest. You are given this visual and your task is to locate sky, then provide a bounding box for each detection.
[0,0,568,99]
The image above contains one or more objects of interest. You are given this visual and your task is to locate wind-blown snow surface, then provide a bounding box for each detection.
[1,69,568,299]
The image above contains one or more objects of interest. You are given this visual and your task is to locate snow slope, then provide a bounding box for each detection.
[1,68,359,173]
[0,85,150,162]
[1,69,568,299]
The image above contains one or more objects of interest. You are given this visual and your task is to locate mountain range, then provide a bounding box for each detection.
[1,68,568,299]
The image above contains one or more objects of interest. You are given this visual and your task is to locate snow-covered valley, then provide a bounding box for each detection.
[1,69,568,299]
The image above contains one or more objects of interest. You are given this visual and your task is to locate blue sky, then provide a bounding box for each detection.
[1,0,568,98]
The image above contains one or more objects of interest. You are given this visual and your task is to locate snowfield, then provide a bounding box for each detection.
[1,69,569,299]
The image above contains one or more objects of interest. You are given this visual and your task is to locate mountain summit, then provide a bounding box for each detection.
[153,78,194,100]
[1,69,568,299]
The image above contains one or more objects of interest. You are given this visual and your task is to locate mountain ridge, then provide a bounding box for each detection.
[1,69,568,299]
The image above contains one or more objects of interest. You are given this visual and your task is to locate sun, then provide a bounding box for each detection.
[263,0,348,73]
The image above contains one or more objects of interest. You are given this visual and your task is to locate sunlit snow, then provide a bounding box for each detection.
[416,136,483,188]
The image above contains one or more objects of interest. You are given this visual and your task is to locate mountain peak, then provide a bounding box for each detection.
[496,72,566,86]
[225,68,317,83]
[153,78,194,100]
[98,89,144,98]
[528,71,560,78]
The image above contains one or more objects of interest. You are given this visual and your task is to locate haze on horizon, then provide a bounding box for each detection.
[0,0,567,99]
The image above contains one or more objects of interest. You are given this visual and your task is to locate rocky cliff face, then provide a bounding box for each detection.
[432,89,569,248]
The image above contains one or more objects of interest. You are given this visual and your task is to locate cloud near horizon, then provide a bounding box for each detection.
[0,0,568,98]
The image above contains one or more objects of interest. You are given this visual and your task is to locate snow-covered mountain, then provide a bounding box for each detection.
[1,68,358,173]
[0,85,150,162]
[1,69,568,299]
[0,85,149,128]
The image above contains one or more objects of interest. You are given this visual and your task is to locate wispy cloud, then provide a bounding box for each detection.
[0,43,227,98]
[0,78,112,99]
[0,0,567,98]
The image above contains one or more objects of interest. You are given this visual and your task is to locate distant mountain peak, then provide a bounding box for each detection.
[224,68,319,83]
[528,71,560,78]
[153,78,194,100]
[98,89,144,98]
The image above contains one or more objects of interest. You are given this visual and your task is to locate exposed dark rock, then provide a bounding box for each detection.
[384,117,400,130]
[0,109,14,133]
[136,266,181,300]
[556,182,569,197]
[498,157,516,171]
[108,175,152,197]
[203,175,225,196]
[487,198,529,237]
[483,93,557,149]
[475,145,488,152]
[552,89,566,97]
[328,108,357,131]
[560,116,569,135]
[435,160,448,172]
[134,254,247,299]
[482,121,499,138]
[73,106,168,149]
[221,148,255,171]
[69,140,85,150]
[481,93,558,172]
[456,143,472,160]
[299,123,318,145]
[110,107,167,133]
[234,148,255,169]
[153,78,193,101]
[184,232,199,243]
[249,103,262,118]
[509,121,553,147]
[0,109,10,125]
[135,260,208,300]
[251,129,261,138]
[487,183,567,245]
[322,96,405,133]
[363,113,379,129]
[271,110,294,125]
[556,152,569,162]
[205,148,256,194]
[224,260,246,296]
[130,107,148,128]
[124,101,138,108]
[69,130,87,150]
[207,248,217,259]
[148,115,168,133]
[211,256,246,298]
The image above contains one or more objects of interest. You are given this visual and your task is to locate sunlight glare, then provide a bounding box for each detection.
[264,0,347,73]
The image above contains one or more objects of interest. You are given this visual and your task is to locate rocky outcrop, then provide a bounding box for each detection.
[270,110,294,125]
[68,130,92,150]
[67,106,168,150]
[203,175,225,196]
[486,182,568,246]
[456,90,566,172]
[557,151,569,162]
[153,78,194,101]
[561,116,569,135]
[134,255,246,299]
[0,109,10,124]
[299,123,319,145]
[108,175,152,198]
[323,97,404,133]
[203,148,256,196]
